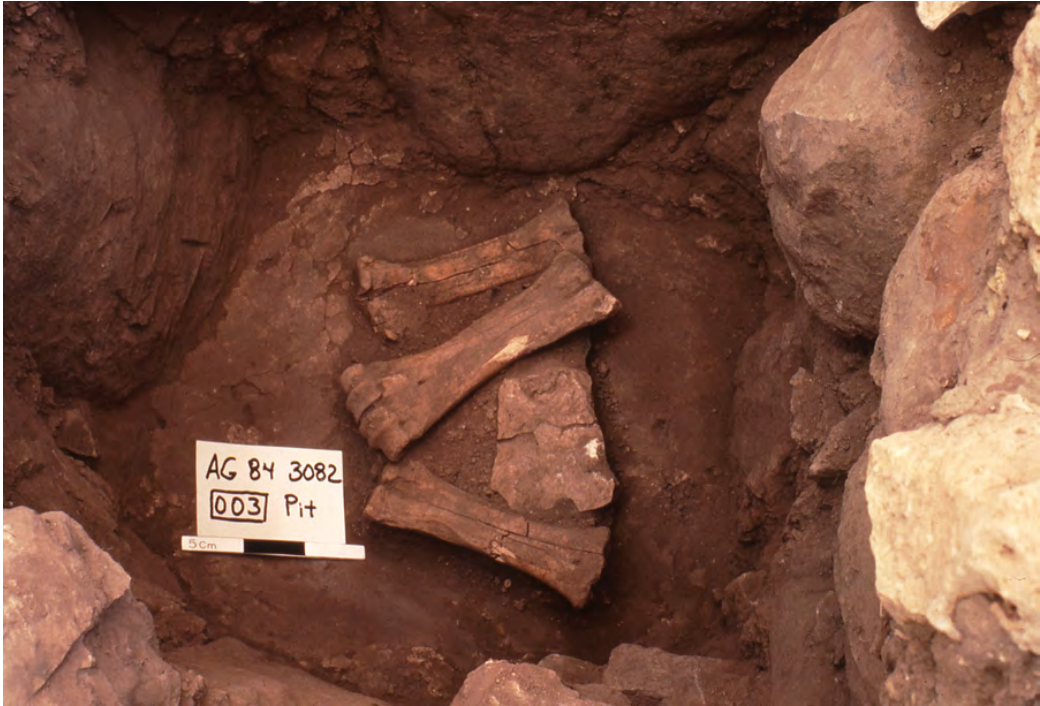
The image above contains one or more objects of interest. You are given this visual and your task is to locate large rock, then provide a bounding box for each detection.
[866,395,1040,654]
[3,4,253,400]
[168,638,390,706]
[1002,8,1040,285]
[3,508,181,705]
[874,157,1040,433]
[375,3,834,174]
[760,2,1008,336]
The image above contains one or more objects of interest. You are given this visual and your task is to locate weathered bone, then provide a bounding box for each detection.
[341,251,620,461]
[357,199,585,340]
[492,356,616,514]
[364,460,610,608]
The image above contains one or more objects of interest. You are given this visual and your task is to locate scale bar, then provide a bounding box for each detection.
[181,536,365,560]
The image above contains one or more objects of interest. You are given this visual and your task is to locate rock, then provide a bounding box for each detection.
[874,157,1040,433]
[54,407,99,459]
[760,2,1008,336]
[719,571,770,667]
[450,661,613,706]
[3,508,180,705]
[375,3,834,173]
[1002,8,1040,285]
[808,397,877,481]
[602,644,767,706]
[3,5,253,400]
[537,654,605,687]
[3,369,118,543]
[866,395,1040,654]
[885,595,1040,705]
[789,368,845,452]
[915,1,1001,30]
[168,638,390,706]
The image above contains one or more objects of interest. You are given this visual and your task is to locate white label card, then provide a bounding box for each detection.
[195,440,347,544]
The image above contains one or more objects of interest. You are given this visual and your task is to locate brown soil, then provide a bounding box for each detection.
[7,4,848,704]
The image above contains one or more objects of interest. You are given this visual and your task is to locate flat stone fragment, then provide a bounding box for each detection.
[866,394,1040,653]
[358,198,586,340]
[342,251,620,461]
[603,644,767,706]
[493,364,616,513]
[364,460,610,608]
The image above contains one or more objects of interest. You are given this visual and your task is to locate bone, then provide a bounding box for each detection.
[492,356,616,514]
[341,251,620,461]
[364,460,610,608]
[357,198,585,340]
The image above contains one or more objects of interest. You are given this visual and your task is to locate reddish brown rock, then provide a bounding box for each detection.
[375,3,835,174]
[760,2,1010,336]
[874,157,1040,433]
[3,508,181,705]
[602,644,767,706]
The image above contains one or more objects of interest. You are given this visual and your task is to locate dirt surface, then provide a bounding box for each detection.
[5,4,852,705]
[95,130,771,704]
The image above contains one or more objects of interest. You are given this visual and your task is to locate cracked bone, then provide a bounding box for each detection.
[341,251,620,461]
[357,198,585,340]
[492,360,616,514]
[364,460,610,608]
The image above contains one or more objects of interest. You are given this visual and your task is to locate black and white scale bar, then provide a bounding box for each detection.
[181,536,365,560]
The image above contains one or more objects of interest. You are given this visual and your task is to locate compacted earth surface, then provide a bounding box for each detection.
[5,3,1039,706]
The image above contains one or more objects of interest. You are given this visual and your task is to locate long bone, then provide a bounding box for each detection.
[341,251,620,461]
[364,460,610,608]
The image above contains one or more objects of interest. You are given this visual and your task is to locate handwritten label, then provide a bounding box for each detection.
[195,440,346,544]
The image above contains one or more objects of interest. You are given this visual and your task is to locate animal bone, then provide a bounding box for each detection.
[341,251,620,461]
[364,460,610,608]
[357,198,585,340]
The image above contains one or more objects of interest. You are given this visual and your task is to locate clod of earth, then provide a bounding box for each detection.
[364,460,610,608]
[341,251,620,461]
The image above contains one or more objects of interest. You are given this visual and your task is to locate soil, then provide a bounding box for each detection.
[96,127,771,705]
[7,4,849,705]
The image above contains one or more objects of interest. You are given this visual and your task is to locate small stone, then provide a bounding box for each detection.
[1017,328,1031,341]
[952,102,963,118]
[55,408,98,459]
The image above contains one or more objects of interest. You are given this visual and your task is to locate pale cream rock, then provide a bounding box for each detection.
[1002,9,1040,285]
[915,1,1001,30]
[866,395,1040,653]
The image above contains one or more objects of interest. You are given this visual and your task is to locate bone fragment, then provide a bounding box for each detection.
[364,461,610,607]
[493,360,616,514]
[357,199,585,340]
[341,251,620,461]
